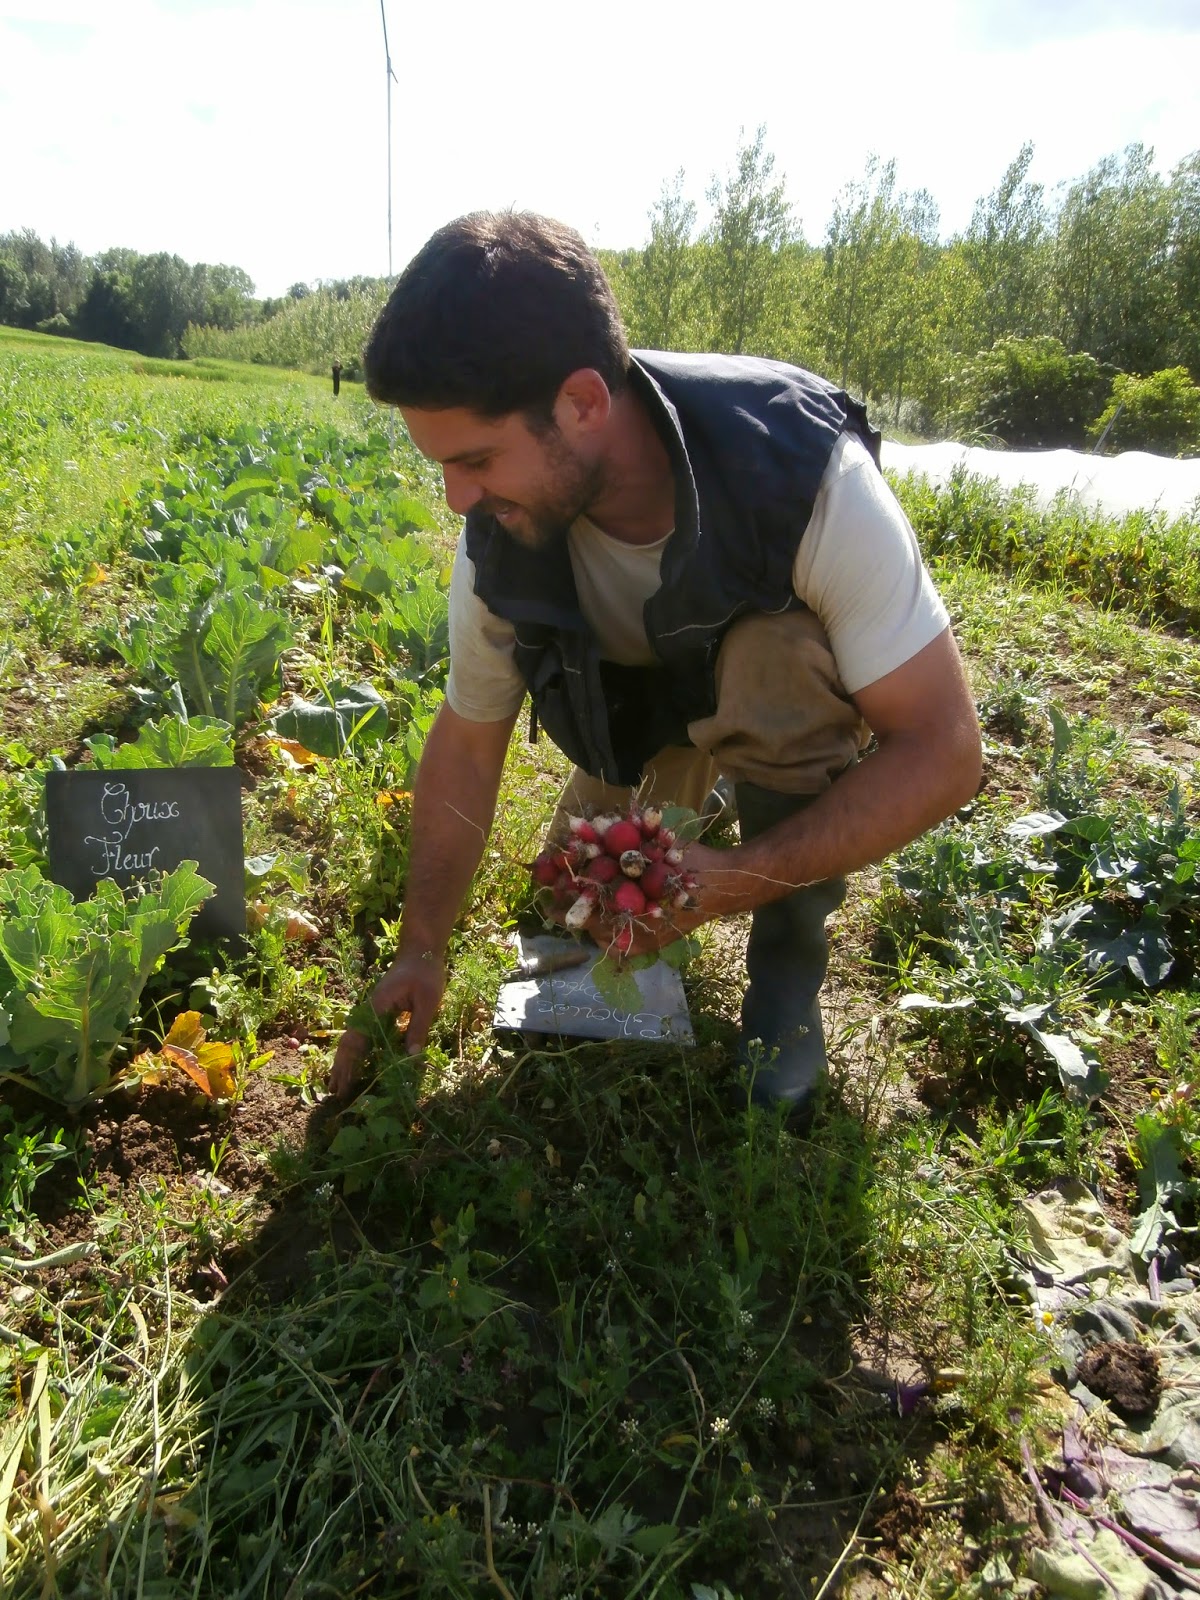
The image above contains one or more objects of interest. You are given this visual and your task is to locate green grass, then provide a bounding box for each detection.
[893,465,1200,633]
[1,334,1198,1598]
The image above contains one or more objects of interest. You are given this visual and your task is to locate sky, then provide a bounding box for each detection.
[1,0,1198,299]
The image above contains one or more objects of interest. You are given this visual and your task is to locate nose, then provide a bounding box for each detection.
[442,463,483,516]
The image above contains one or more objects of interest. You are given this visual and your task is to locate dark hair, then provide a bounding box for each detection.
[363,211,630,422]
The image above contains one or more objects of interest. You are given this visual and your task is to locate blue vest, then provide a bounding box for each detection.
[464,351,880,785]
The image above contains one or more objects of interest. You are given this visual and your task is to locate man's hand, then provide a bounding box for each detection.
[329,950,447,1099]
[577,839,759,959]
[329,702,517,1101]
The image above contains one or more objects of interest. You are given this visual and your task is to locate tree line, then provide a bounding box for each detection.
[599,131,1200,447]
[0,229,381,361]
[6,131,1200,449]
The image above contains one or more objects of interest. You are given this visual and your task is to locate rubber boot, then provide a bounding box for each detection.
[734,782,846,1115]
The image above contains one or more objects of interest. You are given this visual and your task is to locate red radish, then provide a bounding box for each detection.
[644,903,664,920]
[591,813,622,837]
[639,805,662,836]
[664,847,684,867]
[657,829,675,850]
[612,879,646,916]
[568,816,600,844]
[619,849,646,878]
[586,854,620,884]
[604,819,642,857]
[554,871,576,906]
[640,860,670,900]
[612,923,635,956]
[642,842,664,863]
[531,851,560,887]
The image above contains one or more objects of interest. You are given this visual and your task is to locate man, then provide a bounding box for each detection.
[330,211,981,1111]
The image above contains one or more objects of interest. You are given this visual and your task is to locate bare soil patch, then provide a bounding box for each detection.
[1076,1340,1163,1418]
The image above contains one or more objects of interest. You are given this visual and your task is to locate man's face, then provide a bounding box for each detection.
[400,403,603,547]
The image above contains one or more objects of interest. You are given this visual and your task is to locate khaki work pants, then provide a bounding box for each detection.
[548,608,868,840]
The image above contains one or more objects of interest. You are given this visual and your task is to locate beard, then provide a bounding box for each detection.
[478,427,606,549]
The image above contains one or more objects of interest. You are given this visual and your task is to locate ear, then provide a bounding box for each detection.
[553,368,611,441]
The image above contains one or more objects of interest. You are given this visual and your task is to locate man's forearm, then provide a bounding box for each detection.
[396,705,517,957]
[701,724,981,915]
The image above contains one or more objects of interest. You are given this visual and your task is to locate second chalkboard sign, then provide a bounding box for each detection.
[45,768,247,940]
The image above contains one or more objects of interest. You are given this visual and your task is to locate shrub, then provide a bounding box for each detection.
[892,467,1200,632]
[1088,367,1200,458]
[942,336,1107,449]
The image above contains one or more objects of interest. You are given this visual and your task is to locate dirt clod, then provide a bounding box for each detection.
[872,1483,927,1556]
[1076,1340,1162,1418]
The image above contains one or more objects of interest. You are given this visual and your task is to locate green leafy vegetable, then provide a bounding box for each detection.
[85,714,235,769]
[269,682,390,758]
[1130,1113,1187,1260]
[0,862,213,1107]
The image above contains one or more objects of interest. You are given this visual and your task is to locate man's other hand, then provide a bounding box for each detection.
[329,950,447,1099]
[583,839,752,958]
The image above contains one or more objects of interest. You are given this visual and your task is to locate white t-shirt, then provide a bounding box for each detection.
[445,433,949,722]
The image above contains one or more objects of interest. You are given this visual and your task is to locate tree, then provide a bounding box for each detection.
[1168,150,1200,379]
[75,268,137,349]
[1052,144,1174,376]
[873,186,941,422]
[0,256,28,324]
[701,127,796,355]
[193,262,256,331]
[625,170,699,350]
[959,143,1051,349]
[817,155,941,407]
[127,252,197,356]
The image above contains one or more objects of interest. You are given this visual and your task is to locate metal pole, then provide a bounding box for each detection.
[380,0,398,448]
[1091,400,1124,456]
[380,0,397,279]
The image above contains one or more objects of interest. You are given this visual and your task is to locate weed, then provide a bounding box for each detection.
[0,1109,71,1246]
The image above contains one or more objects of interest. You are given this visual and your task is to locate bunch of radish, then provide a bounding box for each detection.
[530,804,698,956]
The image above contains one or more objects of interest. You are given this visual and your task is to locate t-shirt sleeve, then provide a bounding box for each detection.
[445,533,528,722]
[793,433,951,694]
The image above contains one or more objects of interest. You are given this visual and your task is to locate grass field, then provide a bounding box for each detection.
[1,327,1198,1600]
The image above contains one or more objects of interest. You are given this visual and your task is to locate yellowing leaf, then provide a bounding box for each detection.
[267,734,323,769]
[83,563,109,587]
[129,1049,169,1086]
[162,1011,207,1052]
[196,1043,237,1099]
[545,1143,561,1169]
[160,1011,236,1098]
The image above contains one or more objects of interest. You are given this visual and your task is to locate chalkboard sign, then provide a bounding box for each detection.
[493,933,694,1044]
[45,768,247,940]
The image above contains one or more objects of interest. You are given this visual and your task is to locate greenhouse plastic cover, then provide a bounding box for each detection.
[882,440,1200,522]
